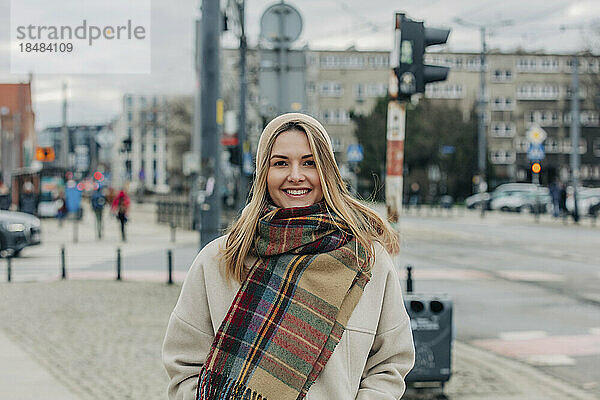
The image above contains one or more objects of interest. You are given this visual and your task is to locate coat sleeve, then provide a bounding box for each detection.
[355,249,415,400]
[162,251,216,400]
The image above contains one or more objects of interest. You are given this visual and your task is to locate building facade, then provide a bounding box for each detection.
[0,82,37,185]
[113,94,169,193]
[221,47,600,188]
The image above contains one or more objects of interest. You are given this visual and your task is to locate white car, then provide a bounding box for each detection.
[566,187,600,216]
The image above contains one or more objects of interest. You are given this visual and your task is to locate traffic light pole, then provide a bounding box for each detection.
[385,100,406,224]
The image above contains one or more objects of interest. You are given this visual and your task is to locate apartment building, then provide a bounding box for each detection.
[222,47,600,187]
[113,94,169,193]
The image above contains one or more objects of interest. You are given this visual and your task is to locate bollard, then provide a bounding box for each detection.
[406,265,413,293]
[7,256,11,282]
[116,248,122,281]
[61,246,66,280]
[170,222,176,243]
[167,249,173,285]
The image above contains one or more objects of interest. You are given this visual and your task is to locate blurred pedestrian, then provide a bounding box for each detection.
[559,183,567,219]
[20,181,37,215]
[0,181,10,210]
[162,113,415,400]
[112,189,130,242]
[549,180,561,218]
[91,187,106,239]
[56,191,67,227]
[408,182,420,210]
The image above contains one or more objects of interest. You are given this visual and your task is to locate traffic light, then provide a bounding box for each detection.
[394,13,450,99]
[531,162,541,174]
[36,146,55,162]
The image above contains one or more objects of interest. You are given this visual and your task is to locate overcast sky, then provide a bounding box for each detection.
[0,0,599,131]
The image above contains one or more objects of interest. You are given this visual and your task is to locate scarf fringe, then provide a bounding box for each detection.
[198,368,267,400]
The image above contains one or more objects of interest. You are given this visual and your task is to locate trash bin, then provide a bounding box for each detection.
[404,294,453,383]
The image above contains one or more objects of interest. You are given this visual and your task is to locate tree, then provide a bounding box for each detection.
[351,97,478,203]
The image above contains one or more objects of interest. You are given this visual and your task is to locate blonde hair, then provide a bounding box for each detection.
[222,113,399,283]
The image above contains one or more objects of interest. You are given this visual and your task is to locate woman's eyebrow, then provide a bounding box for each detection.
[270,154,313,159]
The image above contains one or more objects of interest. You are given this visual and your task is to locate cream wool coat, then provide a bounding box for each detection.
[162,235,415,400]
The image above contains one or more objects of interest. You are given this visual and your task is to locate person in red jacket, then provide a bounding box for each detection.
[111,189,130,242]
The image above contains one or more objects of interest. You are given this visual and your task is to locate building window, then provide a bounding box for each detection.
[491,97,514,111]
[321,109,350,125]
[490,150,516,164]
[517,84,559,100]
[318,81,343,97]
[127,112,133,122]
[593,139,600,157]
[491,69,513,82]
[425,83,464,99]
[490,122,516,137]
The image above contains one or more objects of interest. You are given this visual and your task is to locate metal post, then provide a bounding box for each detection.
[61,82,69,169]
[406,265,413,293]
[192,17,203,249]
[236,0,250,212]
[6,256,11,282]
[200,0,223,248]
[61,246,66,279]
[570,55,580,223]
[477,27,487,217]
[116,248,121,281]
[167,249,173,285]
[385,100,406,224]
[277,7,288,113]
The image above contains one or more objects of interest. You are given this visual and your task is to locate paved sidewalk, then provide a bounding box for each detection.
[0,202,597,399]
[0,279,596,400]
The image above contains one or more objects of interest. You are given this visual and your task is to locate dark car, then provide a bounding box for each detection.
[0,210,41,257]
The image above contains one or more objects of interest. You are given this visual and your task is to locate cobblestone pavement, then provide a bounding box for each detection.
[0,280,596,400]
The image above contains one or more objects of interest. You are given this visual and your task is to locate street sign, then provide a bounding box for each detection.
[526,124,547,144]
[527,143,545,161]
[347,144,364,163]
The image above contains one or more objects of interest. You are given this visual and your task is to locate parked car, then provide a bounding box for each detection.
[465,192,491,209]
[0,210,41,257]
[489,186,551,213]
[566,187,600,216]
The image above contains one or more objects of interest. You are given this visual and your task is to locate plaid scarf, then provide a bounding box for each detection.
[197,202,370,400]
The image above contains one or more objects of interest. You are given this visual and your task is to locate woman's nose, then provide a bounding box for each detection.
[287,165,305,182]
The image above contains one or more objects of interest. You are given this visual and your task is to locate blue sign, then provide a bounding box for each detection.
[242,152,254,176]
[347,144,364,163]
[527,143,545,161]
[65,184,82,212]
[440,145,456,155]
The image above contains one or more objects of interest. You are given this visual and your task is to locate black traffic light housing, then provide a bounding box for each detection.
[394,13,450,99]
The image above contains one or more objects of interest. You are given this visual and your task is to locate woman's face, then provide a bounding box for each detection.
[267,129,324,208]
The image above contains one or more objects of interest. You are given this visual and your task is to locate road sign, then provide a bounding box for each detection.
[347,144,364,163]
[527,143,545,161]
[526,124,547,144]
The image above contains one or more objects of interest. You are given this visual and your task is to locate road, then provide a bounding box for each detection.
[3,202,599,397]
[395,207,600,397]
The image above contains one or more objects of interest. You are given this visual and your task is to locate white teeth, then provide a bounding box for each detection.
[286,189,309,195]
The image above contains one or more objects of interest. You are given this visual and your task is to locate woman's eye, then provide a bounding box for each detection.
[304,160,316,166]
[273,160,287,166]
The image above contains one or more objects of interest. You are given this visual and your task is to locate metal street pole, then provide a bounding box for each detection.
[61,82,69,170]
[570,55,580,223]
[192,17,202,248]
[276,7,288,113]
[200,0,222,247]
[477,26,487,216]
[386,16,405,224]
[236,0,250,211]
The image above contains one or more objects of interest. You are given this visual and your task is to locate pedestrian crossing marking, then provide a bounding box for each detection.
[499,330,548,341]
[472,333,600,359]
[397,268,492,280]
[496,270,564,282]
[522,354,576,366]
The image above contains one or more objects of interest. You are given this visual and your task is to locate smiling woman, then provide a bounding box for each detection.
[162,113,415,400]
[267,127,324,208]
